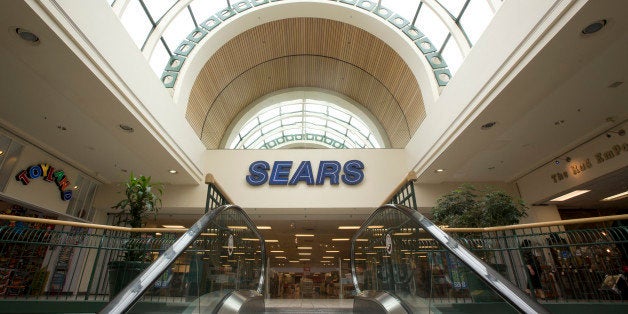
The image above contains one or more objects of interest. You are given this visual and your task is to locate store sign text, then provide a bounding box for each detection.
[15,163,73,200]
[246,160,364,186]
[550,142,627,183]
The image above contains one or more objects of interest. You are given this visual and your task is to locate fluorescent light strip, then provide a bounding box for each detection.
[162,225,185,229]
[338,226,360,230]
[550,190,590,201]
[332,238,350,241]
[326,250,339,253]
[367,225,384,229]
[270,250,284,253]
[601,190,628,201]
[257,226,272,230]
[298,252,311,256]
[299,258,310,261]
[295,234,314,237]
[323,256,334,259]
[266,240,279,243]
[227,226,247,229]
[298,246,312,250]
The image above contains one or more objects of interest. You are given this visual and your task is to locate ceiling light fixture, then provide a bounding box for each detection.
[0,150,3,156]
[15,28,39,44]
[332,238,350,241]
[550,190,591,202]
[298,246,312,250]
[162,225,185,229]
[323,256,334,259]
[581,19,607,35]
[326,250,339,253]
[270,250,284,253]
[228,226,247,229]
[298,252,311,256]
[338,226,360,229]
[367,225,384,229]
[601,191,628,202]
[119,124,134,132]
[435,169,445,173]
[265,239,279,243]
[168,169,177,174]
[295,234,314,237]
[257,226,272,230]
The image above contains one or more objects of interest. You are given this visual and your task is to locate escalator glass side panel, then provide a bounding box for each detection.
[351,204,548,314]
[100,205,266,314]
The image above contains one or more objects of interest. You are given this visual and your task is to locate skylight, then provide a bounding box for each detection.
[225,89,387,150]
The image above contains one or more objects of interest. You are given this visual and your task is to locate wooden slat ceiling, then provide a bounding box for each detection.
[187,18,425,149]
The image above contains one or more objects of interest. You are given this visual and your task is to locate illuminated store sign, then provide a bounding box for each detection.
[15,163,73,200]
[246,160,364,186]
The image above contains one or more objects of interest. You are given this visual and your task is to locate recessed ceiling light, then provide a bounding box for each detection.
[601,190,628,201]
[367,225,384,229]
[119,124,134,132]
[481,122,497,130]
[435,169,445,173]
[298,252,311,256]
[332,238,350,241]
[73,185,79,190]
[295,234,314,237]
[338,226,360,229]
[162,225,185,228]
[168,169,177,174]
[0,150,3,156]
[265,239,279,243]
[298,246,312,250]
[289,260,300,263]
[326,250,339,253]
[257,226,272,230]
[550,190,591,202]
[15,28,39,43]
[270,250,284,253]
[581,19,607,35]
[323,256,334,259]
[299,258,310,261]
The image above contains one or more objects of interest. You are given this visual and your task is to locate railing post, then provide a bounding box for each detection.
[85,229,105,300]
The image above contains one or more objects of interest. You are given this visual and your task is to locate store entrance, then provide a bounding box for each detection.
[268,268,355,299]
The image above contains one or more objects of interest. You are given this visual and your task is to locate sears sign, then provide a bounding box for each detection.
[246,160,364,186]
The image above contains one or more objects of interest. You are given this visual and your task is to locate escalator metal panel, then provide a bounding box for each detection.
[353,291,408,314]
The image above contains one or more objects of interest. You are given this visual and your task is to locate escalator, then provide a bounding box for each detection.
[100,203,549,313]
[99,205,266,314]
[350,204,549,314]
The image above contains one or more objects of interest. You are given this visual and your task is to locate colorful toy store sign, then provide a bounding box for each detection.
[15,163,73,201]
[246,160,364,186]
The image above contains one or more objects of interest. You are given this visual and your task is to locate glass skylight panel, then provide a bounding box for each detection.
[143,0,177,23]
[305,116,326,126]
[120,0,153,48]
[261,121,281,135]
[441,40,463,75]
[328,107,350,122]
[381,0,421,22]
[306,127,325,136]
[281,104,302,114]
[162,8,195,52]
[415,5,450,50]
[437,0,467,18]
[459,0,492,44]
[368,134,381,148]
[243,130,261,148]
[327,132,345,144]
[327,121,347,135]
[350,118,370,137]
[149,41,171,76]
[240,119,258,137]
[348,131,365,147]
[282,116,302,126]
[190,0,228,24]
[305,103,327,114]
[284,129,302,136]
[259,108,280,122]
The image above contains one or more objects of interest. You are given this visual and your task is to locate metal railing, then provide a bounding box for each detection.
[351,204,628,313]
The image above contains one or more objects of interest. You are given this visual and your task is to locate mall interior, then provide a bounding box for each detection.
[0,0,626,313]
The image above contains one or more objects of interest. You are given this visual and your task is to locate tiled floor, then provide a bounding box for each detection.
[264,298,354,313]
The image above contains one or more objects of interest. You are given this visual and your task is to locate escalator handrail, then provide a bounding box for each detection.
[350,204,549,314]
[99,204,266,314]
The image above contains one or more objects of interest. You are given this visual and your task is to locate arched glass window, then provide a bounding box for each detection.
[225,90,387,149]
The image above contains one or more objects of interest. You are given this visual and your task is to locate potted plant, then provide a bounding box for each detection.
[108,174,163,298]
[431,184,527,302]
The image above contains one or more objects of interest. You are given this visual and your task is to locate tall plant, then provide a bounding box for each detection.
[431,184,527,228]
[112,174,163,261]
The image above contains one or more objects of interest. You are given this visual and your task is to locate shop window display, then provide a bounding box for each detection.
[0,204,56,296]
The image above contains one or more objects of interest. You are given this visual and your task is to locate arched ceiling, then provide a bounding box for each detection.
[186,17,424,149]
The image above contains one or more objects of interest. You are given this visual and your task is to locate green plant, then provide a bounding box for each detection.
[431,184,527,228]
[112,173,163,261]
